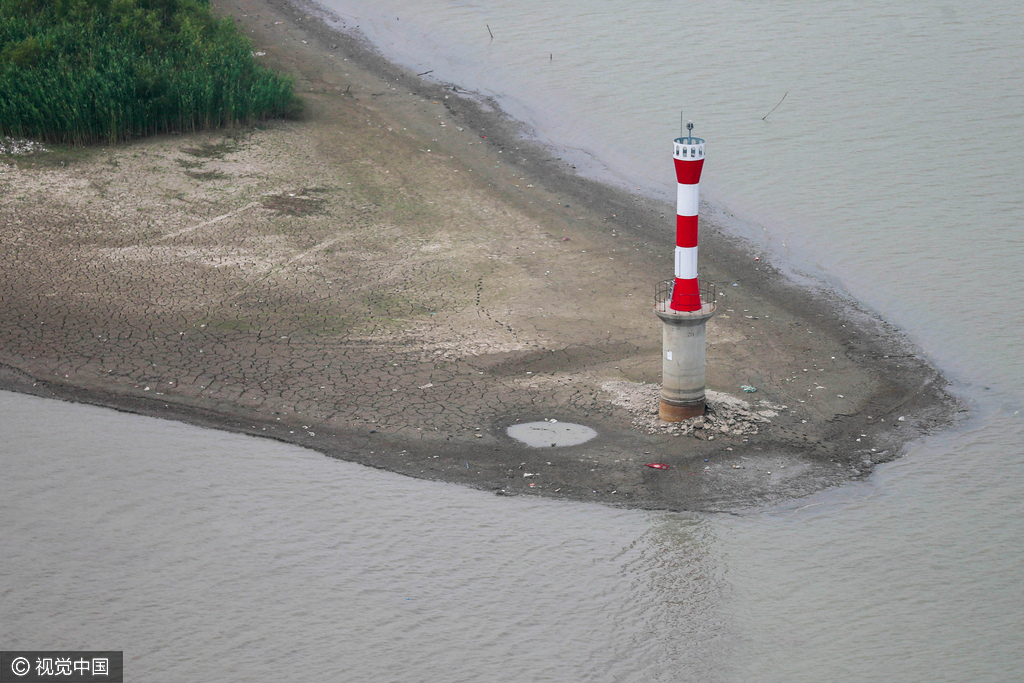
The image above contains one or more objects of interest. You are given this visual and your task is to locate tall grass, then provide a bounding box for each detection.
[0,0,296,144]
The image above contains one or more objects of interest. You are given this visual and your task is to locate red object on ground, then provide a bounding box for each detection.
[645,463,671,470]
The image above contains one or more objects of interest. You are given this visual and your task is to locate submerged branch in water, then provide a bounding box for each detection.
[763,92,788,120]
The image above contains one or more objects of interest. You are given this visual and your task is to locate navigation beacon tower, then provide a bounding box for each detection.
[654,121,716,421]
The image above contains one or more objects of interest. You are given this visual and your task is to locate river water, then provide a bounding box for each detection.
[3,0,1023,680]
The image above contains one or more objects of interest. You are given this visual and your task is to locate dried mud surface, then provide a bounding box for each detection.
[0,0,958,511]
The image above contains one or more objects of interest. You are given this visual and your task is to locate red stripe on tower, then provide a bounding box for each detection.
[670,125,706,312]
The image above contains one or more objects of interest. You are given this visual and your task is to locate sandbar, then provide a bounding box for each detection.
[0,0,958,511]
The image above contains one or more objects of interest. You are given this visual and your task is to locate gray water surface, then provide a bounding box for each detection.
[1,391,729,682]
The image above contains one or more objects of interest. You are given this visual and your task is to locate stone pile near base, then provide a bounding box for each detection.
[601,380,786,437]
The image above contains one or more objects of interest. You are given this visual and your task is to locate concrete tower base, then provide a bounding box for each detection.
[654,302,716,422]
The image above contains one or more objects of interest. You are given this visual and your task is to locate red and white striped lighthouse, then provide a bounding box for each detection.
[670,122,705,311]
[653,121,716,422]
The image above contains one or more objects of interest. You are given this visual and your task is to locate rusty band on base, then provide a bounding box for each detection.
[659,398,705,422]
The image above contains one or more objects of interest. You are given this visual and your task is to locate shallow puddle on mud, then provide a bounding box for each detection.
[507,420,597,447]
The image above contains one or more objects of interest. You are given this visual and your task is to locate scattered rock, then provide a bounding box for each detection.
[1,137,46,155]
[601,380,787,437]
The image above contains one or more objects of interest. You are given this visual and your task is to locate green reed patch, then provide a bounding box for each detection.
[0,0,296,145]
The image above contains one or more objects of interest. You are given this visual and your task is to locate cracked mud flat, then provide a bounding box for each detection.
[0,0,958,512]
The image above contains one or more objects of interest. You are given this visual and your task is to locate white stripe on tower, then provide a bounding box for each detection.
[670,129,705,312]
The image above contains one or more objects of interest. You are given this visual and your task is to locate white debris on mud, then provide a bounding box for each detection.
[1,137,46,155]
[601,380,787,437]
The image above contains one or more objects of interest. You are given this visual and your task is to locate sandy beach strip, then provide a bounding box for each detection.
[0,0,957,511]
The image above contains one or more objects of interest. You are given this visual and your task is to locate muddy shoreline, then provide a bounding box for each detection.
[0,0,959,512]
